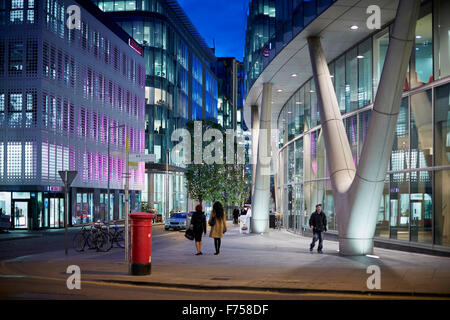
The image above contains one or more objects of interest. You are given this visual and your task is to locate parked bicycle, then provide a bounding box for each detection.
[73,222,111,252]
[104,222,125,249]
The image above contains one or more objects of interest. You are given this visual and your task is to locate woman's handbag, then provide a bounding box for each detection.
[208,216,216,227]
[185,225,194,241]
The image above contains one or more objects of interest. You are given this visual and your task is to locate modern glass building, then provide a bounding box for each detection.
[245,0,450,253]
[91,0,219,217]
[0,0,146,229]
[244,0,276,94]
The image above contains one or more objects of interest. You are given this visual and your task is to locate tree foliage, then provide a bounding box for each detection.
[183,120,250,208]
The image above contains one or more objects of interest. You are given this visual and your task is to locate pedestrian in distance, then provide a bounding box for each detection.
[191,204,207,256]
[309,204,327,254]
[232,207,239,224]
[209,201,227,255]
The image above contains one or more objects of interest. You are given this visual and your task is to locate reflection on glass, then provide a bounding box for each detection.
[358,38,372,108]
[288,143,294,183]
[391,97,409,172]
[435,170,450,246]
[358,110,371,161]
[375,179,390,238]
[434,83,450,167]
[410,5,433,89]
[346,47,358,112]
[434,84,450,246]
[390,172,410,241]
[410,174,432,243]
[295,139,303,184]
[410,90,432,174]
[345,115,358,166]
[435,0,450,79]
[335,55,346,112]
[373,28,389,97]
[325,179,335,231]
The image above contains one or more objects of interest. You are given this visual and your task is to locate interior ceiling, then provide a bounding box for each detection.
[243,0,400,135]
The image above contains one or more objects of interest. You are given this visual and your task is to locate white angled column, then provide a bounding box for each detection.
[307,0,421,255]
[251,104,260,197]
[344,0,421,255]
[252,82,272,233]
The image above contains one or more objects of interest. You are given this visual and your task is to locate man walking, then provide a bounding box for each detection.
[309,204,327,253]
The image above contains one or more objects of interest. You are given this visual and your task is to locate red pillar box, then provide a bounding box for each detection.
[129,212,155,275]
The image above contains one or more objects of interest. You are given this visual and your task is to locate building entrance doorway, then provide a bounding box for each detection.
[49,197,64,228]
[12,201,29,229]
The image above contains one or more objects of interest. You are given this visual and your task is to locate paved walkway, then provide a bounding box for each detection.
[1,224,450,297]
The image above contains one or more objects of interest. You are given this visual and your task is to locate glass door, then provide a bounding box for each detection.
[59,198,64,228]
[49,198,60,228]
[13,201,29,229]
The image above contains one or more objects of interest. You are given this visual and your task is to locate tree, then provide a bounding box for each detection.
[182,120,251,213]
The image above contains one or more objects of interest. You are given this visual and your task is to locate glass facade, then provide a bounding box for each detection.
[276,0,450,249]
[0,0,146,229]
[244,0,336,91]
[93,0,218,218]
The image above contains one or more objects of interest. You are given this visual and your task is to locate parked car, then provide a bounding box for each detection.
[165,212,188,231]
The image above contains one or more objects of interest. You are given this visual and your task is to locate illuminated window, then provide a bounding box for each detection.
[0,93,4,125]
[8,93,22,127]
[7,142,21,178]
[42,142,48,180]
[25,91,36,128]
[0,143,3,179]
[24,142,34,178]
[8,41,23,74]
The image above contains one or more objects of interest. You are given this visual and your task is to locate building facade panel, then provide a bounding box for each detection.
[0,0,145,228]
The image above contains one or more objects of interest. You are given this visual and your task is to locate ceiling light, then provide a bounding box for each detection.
[350,25,359,30]
[416,35,422,39]
[277,89,283,92]
[357,55,364,59]
[296,101,302,105]
[330,75,334,78]
[291,73,298,77]
[309,90,315,93]
[366,255,380,259]
[288,111,292,114]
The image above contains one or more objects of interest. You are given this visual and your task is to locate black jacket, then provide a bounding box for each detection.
[191,211,206,234]
[309,211,327,232]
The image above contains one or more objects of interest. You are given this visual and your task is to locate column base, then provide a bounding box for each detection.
[251,219,269,234]
[129,262,151,276]
[338,237,374,256]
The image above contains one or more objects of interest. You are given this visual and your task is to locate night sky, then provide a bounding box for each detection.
[177,0,250,61]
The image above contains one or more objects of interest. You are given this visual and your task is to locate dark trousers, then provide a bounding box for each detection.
[214,238,221,253]
[310,231,323,251]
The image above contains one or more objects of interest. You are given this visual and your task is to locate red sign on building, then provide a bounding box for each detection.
[128,38,143,55]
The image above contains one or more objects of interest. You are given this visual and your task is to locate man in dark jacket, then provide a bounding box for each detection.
[309,204,327,253]
[191,204,207,255]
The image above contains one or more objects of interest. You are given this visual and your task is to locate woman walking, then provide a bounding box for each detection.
[208,201,227,255]
[191,204,207,255]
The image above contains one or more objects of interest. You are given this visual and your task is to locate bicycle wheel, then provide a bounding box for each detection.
[73,232,87,252]
[97,232,111,252]
[115,230,125,248]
